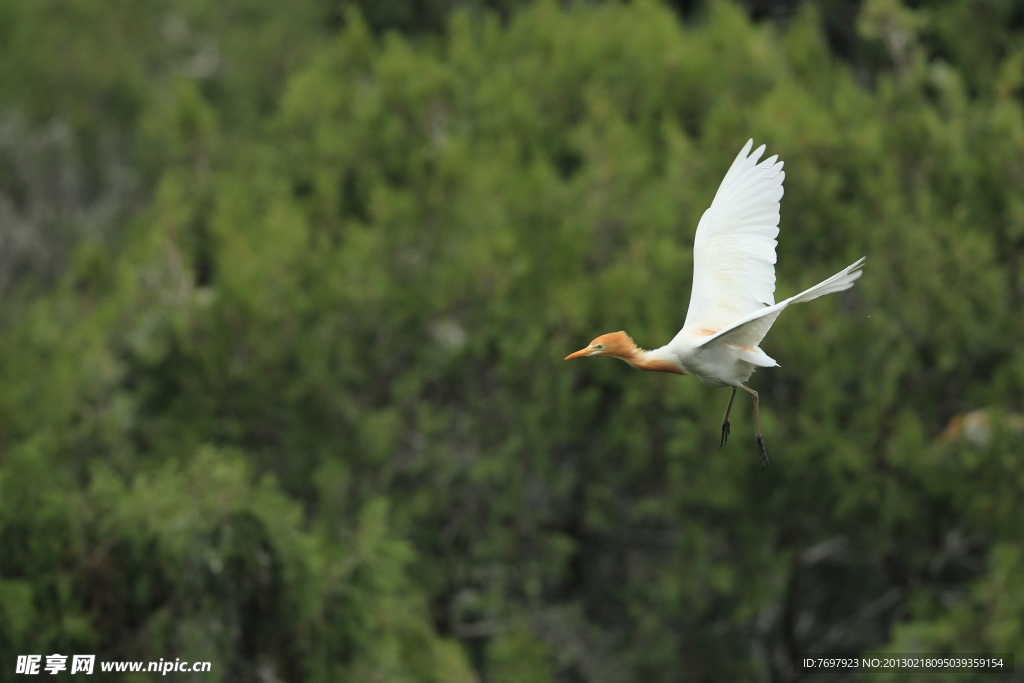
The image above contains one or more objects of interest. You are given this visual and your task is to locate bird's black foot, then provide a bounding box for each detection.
[756,434,770,470]
[720,419,731,449]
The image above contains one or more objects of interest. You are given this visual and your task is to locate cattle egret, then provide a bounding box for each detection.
[565,140,865,467]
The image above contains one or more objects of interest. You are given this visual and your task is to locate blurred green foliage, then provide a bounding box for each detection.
[0,0,1023,681]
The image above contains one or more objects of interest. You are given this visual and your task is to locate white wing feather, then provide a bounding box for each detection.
[701,257,866,350]
[676,140,784,339]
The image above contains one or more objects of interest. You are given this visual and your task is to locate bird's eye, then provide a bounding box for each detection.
[594,344,605,350]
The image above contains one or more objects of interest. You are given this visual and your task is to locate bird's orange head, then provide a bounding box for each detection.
[564,331,639,360]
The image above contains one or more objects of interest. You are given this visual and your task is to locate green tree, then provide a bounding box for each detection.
[1,1,1022,681]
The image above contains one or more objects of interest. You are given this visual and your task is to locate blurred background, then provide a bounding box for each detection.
[0,0,1022,681]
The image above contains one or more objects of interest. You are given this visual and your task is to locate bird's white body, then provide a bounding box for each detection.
[646,340,752,388]
[566,139,864,463]
[648,140,864,389]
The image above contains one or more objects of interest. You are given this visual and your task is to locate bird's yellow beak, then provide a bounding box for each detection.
[564,346,594,360]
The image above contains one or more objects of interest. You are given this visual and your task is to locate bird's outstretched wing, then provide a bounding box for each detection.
[675,140,784,340]
[698,256,865,350]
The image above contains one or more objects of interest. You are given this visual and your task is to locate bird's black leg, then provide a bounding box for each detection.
[720,387,737,449]
[741,386,770,470]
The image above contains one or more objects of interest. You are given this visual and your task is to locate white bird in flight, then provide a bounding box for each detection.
[565,140,865,467]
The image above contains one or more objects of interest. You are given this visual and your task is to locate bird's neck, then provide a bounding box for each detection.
[612,340,687,376]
